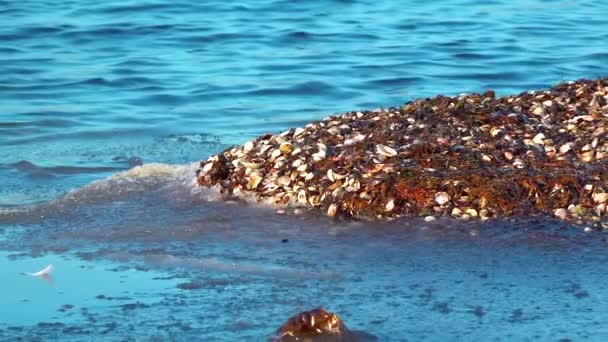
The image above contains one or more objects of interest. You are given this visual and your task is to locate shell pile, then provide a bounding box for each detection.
[197,78,608,228]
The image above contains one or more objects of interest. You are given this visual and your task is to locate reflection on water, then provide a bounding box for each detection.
[2,165,608,340]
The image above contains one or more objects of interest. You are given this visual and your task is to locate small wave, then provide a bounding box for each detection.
[248,81,337,96]
[0,163,200,224]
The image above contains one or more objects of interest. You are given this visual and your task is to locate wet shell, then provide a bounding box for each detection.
[385,199,395,212]
[247,174,263,190]
[202,162,214,173]
[241,158,264,169]
[271,149,282,159]
[327,203,338,217]
[297,189,307,204]
[327,168,347,182]
[243,141,255,152]
[593,192,608,204]
[434,192,450,206]
[279,142,293,154]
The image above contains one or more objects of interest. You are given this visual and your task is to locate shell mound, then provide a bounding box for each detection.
[197,78,608,227]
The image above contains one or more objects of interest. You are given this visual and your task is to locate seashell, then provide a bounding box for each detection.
[596,203,606,216]
[296,164,307,172]
[376,144,398,157]
[532,133,545,145]
[243,141,255,152]
[327,203,338,217]
[279,142,293,154]
[434,192,450,206]
[308,195,320,206]
[297,189,307,204]
[276,176,291,186]
[593,192,608,204]
[327,168,347,182]
[246,174,263,190]
[274,159,285,169]
[579,151,593,162]
[271,149,282,159]
[554,208,568,220]
[503,151,514,160]
[241,158,264,169]
[465,208,478,217]
[305,172,314,181]
[385,199,395,212]
[512,158,525,168]
[202,162,214,174]
[293,127,305,138]
[424,216,436,222]
[312,143,327,160]
[532,105,545,116]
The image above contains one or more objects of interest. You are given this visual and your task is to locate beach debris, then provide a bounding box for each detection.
[196,78,608,227]
[25,264,54,277]
[273,308,354,342]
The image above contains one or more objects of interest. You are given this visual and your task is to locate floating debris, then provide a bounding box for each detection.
[273,308,355,341]
[24,264,54,277]
[197,78,608,227]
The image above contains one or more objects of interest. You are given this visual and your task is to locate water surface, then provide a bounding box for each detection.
[1,0,608,340]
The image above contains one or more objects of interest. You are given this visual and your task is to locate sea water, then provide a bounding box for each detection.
[1,0,608,340]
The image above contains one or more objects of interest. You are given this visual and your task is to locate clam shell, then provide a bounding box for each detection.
[243,141,255,152]
[434,192,450,206]
[241,158,264,169]
[297,189,307,204]
[327,203,338,217]
[376,144,398,157]
[271,149,282,159]
[279,142,293,154]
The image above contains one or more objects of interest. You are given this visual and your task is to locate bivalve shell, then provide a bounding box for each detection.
[376,144,398,157]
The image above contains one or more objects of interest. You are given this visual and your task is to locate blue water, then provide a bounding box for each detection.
[1,0,608,340]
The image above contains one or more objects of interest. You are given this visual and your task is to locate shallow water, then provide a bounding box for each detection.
[2,0,608,340]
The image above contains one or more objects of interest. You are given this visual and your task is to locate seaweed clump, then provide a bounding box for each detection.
[196,78,608,227]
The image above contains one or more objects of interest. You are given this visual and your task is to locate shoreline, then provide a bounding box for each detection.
[197,78,607,227]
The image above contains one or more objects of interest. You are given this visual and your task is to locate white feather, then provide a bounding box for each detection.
[27,264,54,276]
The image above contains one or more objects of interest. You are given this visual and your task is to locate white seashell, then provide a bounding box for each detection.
[327,169,335,182]
[376,144,398,157]
[490,127,504,138]
[554,208,568,220]
[593,192,608,204]
[434,192,450,206]
[243,141,254,152]
[424,216,436,222]
[271,149,282,159]
[532,133,545,145]
[293,127,305,138]
[297,189,307,204]
[385,199,395,212]
[202,162,214,173]
[559,143,572,154]
[327,203,338,217]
